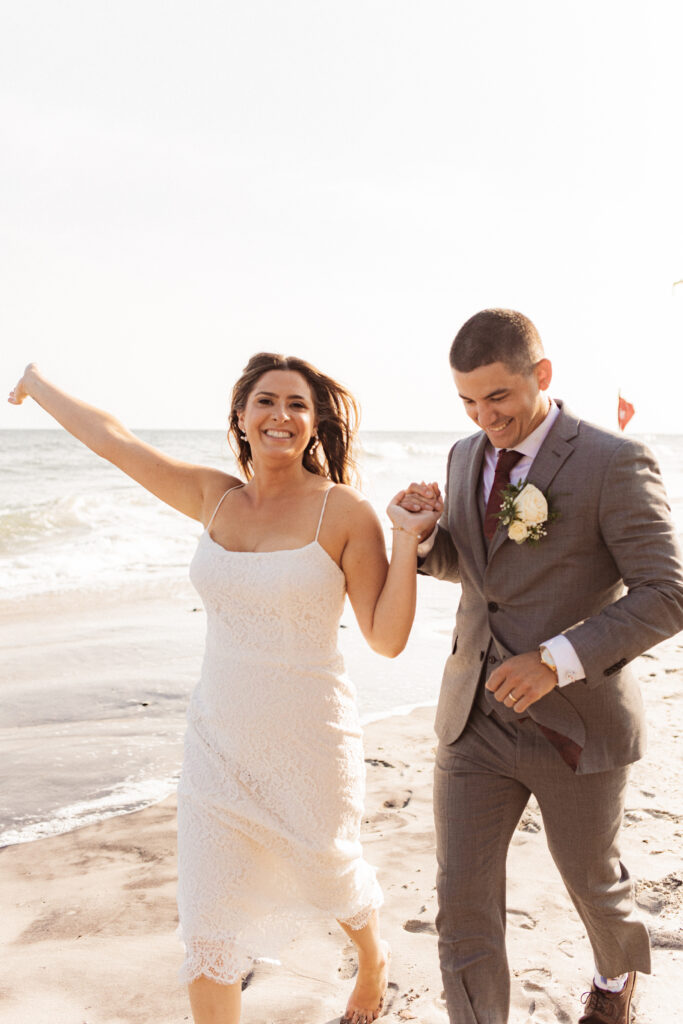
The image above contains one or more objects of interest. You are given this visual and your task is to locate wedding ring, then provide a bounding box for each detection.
[506,692,518,703]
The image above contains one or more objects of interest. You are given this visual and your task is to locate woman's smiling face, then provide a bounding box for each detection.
[238,369,317,460]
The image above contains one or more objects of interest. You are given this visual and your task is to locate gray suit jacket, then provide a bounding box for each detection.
[420,401,683,774]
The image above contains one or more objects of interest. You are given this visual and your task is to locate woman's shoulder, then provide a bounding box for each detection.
[202,471,245,520]
[205,470,244,495]
[325,482,380,531]
[325,481,372,509]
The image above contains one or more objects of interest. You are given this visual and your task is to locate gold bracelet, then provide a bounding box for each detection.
[391,525,422,540]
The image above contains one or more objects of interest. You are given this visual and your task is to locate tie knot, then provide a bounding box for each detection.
[496,449,523,473]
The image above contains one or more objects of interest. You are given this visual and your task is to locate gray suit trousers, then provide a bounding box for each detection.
[433,704,651,1024]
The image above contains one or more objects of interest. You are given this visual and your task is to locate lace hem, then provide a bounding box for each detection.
[178,884,384,984]
[178,933,262,987]
[338,888,384,931]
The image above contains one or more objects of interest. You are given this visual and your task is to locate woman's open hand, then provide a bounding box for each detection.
[8,363,38,405]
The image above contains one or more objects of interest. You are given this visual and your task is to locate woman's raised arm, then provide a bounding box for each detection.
[8,364,236,523]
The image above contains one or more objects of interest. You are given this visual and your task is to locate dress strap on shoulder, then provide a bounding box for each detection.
[206,484,244,531]
[314,486,334,542]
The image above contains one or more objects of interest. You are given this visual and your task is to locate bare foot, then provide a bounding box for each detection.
[341,939,391,1023]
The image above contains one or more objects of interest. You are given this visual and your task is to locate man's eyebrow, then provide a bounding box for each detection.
[458,387,510,401]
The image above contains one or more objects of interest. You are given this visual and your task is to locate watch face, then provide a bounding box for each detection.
[540,648,556,671]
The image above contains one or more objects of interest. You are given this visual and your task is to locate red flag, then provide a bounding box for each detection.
[618,395,635,431]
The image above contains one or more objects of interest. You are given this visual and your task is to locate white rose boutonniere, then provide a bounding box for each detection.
[507,519,530,543]
[497,482,558,545]
[514,484,548,525]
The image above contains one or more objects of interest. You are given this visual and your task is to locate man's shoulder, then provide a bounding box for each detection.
[574,418,627,450]
[447,431,486,473]
[555,403,654,462]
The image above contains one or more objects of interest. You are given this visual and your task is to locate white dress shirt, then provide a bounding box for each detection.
[417,398,585,686]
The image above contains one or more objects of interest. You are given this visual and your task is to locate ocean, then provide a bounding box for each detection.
[0,429,457,601]
[2,428,683,847]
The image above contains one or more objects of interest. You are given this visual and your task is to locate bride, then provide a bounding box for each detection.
[9,354,441,1024]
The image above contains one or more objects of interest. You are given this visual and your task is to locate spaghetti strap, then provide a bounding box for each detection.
[314,487,333,542]
[206,485,244,531]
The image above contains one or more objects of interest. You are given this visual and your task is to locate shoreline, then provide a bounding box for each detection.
[0,698,441,850]
[1,574,454,849]
[2,642,682,1023]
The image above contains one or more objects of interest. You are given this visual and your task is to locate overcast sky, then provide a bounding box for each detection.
[3,1,682,435]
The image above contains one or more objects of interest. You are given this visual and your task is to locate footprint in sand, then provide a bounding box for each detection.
[642,807,681,822]
[520,966,552,982]
[507,908,537,930]
[650,928,683,949]
[519,973,572,1024]
[383,789,413,809]
[635,871,683,915]
[517,810,542,833]
[362,809,411,833]
[403,918,438,935]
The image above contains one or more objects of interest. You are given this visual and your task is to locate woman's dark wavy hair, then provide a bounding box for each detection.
[228,353,360,485]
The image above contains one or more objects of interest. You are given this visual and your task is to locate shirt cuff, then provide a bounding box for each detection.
[541,634,586,687]
[416,528,438,558]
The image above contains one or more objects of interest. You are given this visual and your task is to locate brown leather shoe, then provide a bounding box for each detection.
[578,972,636,1023]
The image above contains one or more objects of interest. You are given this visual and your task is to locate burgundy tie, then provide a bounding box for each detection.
[483,449,523,540]
[536,725,582,772]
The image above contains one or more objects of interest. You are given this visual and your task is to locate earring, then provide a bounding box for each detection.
[308,434,319,452]
[240,430,248,442]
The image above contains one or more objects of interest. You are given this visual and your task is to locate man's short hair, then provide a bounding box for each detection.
[449,309,544,375]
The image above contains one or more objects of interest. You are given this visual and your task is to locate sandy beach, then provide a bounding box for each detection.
[1,636,682,1024]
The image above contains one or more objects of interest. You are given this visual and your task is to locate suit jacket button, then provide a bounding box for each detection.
[488,655,497,664]
[488,601,499,612]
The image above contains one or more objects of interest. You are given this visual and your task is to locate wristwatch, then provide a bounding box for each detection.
[539,645,558,675]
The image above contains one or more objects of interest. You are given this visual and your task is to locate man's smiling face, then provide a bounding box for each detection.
[453,358,552,449]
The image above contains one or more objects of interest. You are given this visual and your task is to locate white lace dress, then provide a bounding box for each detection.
[177,487,383,985]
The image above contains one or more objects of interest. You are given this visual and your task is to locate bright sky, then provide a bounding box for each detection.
[2,1,682,435]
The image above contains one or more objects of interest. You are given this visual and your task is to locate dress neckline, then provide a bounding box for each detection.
[202,529,344,577]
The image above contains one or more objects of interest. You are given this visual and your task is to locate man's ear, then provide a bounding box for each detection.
[535,358,552,392]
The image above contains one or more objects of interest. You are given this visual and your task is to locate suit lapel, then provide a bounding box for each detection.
[524,401,579,496]
[462,432,488,577]
[487,401,580,563]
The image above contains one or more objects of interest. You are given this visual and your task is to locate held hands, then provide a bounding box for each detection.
[399,480,442,515]
[7,364,38,406]
[485,650,558,714]
[387,482,443,542]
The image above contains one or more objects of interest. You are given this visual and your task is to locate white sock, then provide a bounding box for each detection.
[594,969,628,993]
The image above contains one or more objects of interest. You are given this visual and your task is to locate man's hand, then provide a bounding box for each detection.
[398,480,442,513]
[387,488,443,540]
[393,481,442,544]
[485,650,557,714]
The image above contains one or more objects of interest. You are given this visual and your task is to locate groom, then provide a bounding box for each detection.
[404,309,683,1024]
